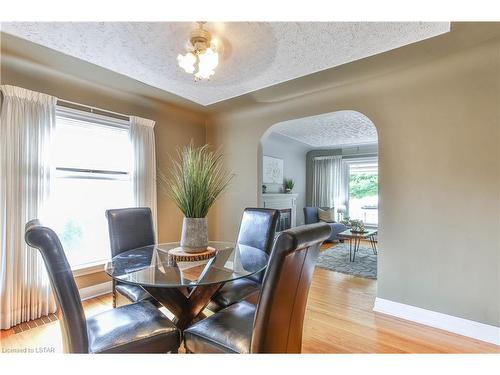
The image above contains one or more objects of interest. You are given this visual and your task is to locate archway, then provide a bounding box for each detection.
[258,110,379,277]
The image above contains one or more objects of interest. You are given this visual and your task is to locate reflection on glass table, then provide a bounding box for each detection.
[105,242,269,330]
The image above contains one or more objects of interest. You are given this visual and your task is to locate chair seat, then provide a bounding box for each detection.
[115,282,154,303]
[207,278,260,312]
[87,301,180,353]
[184,301,255,354]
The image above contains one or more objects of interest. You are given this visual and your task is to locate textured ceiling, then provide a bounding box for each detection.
[1,22,450,106]
[272,110,377,147]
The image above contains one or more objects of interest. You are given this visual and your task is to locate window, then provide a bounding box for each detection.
[346,157,378,227]
[46,107,134,268]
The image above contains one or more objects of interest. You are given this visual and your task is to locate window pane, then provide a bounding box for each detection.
[47,175,133,267]
[46,111,135,268]
[348,160,378,226]
[53,116,132,172]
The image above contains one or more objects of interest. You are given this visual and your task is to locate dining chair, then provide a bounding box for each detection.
[183,222,331,353]
[105,207,157,307]
[207,207,280,312]
[25,219,181,354]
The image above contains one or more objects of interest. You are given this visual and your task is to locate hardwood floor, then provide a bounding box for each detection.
[303,268,498,353]
[1,243,498,353]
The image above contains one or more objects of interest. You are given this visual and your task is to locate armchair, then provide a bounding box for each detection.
[303,206,346,242]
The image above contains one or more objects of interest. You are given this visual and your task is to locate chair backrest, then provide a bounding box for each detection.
[236,208,280,283]
[24,220,89,353]
[105,207,156,257]
[251,222,331,353]
[303,207,319,224]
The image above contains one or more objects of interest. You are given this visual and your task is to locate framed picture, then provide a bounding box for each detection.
[263,156,283,184]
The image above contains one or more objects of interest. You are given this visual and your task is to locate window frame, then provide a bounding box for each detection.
[53,105,133,270]
[55,105,131,177]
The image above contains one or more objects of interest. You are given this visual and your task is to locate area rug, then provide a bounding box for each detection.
[316,242,377,279]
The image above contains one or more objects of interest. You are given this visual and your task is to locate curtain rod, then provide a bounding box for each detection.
[56,99,130,121]
[313,155,342,160]
[313,151,377,159]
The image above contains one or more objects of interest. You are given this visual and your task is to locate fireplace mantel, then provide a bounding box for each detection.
[261,193,298,228]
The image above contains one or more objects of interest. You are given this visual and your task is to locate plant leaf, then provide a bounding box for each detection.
[158,142,234,218]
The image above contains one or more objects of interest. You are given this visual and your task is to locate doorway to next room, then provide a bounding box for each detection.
[259,110,379,280]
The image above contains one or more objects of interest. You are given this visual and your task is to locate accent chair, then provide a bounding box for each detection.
[303,206,346,241]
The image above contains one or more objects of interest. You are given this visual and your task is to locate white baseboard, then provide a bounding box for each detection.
[78,281,112,301]
[373,297,500,346]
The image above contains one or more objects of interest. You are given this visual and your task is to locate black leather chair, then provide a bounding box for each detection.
[207,208,280,312]
[24,220,180,353]
[105,207,157,307]
[184,222,331,353]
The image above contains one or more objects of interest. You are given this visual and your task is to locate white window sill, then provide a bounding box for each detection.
[72,260,109,277]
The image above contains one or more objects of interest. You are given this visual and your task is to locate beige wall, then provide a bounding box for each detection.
[207,39,500,326]
[1,51,207,288]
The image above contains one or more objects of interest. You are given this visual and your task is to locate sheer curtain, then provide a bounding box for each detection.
[312,155,346,211]
[129,116,157,234]
[0,85,57,329]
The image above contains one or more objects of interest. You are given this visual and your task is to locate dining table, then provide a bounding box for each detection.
[105,241,268,330]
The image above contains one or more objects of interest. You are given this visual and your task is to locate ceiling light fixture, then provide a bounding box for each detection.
[177,22,219,81]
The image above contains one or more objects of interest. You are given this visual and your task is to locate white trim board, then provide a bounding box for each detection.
[373,298,500,346]
[78,281,112,301]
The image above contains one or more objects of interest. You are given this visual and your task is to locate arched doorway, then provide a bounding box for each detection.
[259,109,379,278]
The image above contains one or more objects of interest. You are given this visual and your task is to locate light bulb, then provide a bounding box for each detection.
[195,47,219,80]
[177,52,196,74]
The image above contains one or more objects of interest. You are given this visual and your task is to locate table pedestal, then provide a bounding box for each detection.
[144,283,223,330]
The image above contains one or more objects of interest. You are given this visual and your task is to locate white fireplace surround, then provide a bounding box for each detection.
[261,193,298,227]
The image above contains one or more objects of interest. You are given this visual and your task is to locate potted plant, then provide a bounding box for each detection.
[349,219,365,233]
[340,217,351,227]
[159,143,233,253]
[284,178,295,193]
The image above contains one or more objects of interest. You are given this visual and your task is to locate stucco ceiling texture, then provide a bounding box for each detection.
[272,110,378,148]
[1,22,450,106]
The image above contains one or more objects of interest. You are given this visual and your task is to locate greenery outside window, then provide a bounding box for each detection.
[345,157,378,227]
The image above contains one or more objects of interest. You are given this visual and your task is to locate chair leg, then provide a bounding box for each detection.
[112,280,117,308]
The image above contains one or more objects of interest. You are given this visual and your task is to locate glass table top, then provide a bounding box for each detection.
[105,241,269,288]
[338,228,378,237]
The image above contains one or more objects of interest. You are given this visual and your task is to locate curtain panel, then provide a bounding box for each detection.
[311,155,346,211]
[129,116,158,236]
[0,85,57,329]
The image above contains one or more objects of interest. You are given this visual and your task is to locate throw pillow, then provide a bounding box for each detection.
[318,208,336,223]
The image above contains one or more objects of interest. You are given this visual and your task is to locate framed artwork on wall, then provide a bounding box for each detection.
[263,156,284,184]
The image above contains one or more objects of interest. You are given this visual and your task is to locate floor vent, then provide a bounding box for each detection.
[12,313,59,334]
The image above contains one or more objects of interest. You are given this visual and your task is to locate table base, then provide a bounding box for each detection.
[144,283,223,330]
